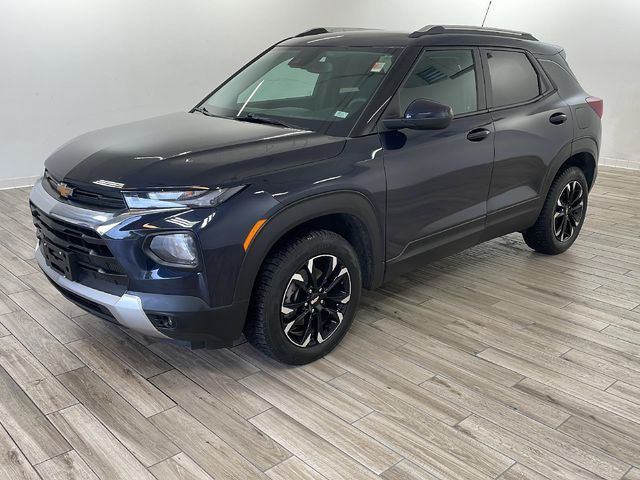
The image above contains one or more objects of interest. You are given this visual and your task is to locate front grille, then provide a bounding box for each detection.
[44,172,126,211]
[31,204,129,295]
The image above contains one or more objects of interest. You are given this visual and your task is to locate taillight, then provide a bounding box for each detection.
[586,96,603,118]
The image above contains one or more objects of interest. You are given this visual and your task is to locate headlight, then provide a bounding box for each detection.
[147,233,199,268]
[123,186,245,209]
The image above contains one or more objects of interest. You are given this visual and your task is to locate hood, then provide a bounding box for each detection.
[45,112,345,189]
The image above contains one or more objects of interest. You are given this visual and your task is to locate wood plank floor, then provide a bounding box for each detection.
[0,166,639,480]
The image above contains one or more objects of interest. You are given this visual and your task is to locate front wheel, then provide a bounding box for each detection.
[245,230,362,364]
[523,166,588,255]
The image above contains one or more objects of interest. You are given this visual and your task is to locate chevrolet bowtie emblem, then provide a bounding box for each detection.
[56,182,74,199]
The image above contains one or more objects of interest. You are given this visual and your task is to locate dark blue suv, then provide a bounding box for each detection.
[30,25,602,364]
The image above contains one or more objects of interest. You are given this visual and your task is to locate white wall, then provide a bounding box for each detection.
[485,0,640,170]
[0,0,638,187]
[360,0,640,169]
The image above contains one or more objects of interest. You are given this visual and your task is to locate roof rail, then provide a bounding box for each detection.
[295,27,374,38]
[409,25,538,41]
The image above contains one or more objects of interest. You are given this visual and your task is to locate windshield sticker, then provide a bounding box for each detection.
[334,111,349,119]
[370,62,386,73]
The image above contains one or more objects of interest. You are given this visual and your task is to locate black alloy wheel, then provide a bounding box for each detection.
[280,254,351,348]
[553,180,584,242]
[522,166,588,255]
[245,229,362,365]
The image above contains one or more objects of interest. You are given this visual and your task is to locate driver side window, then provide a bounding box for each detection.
[399,49,478,115]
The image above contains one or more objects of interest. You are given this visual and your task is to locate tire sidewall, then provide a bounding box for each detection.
[260,233,362,364]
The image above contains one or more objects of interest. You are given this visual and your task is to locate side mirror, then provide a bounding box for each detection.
[383,99,453,130]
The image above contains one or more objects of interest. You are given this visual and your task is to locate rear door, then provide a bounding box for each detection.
[482,48,573,233]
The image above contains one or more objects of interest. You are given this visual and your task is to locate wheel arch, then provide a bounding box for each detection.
[233,191,385,308]
[543,137,598,195]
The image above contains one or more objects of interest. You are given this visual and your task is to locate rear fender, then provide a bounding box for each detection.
[541,136,598,198]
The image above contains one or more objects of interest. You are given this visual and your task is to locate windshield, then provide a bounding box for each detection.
[200,46,402,136]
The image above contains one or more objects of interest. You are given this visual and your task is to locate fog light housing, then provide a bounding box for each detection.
[149,314,177,330]
[146,233,199,268]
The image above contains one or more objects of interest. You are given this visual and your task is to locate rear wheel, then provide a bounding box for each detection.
[245,230,361,364]
[523,166,588,254]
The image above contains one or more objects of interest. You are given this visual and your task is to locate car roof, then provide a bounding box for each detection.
[280,26,563,56]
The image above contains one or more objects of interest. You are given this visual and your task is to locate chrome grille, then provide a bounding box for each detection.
[44,172,126,211]
[31,203,128,295]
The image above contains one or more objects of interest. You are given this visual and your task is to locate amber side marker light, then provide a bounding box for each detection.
[243,219,267,251]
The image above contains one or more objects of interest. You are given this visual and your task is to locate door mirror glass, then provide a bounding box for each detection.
[383,99,453,130]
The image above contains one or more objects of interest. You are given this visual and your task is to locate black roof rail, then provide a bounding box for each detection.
[409,25,538,41]
[295,27,374,38]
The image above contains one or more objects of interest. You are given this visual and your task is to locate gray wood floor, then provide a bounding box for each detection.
[0,167,639,480]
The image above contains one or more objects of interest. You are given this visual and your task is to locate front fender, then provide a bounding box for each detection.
[232,190,385,307]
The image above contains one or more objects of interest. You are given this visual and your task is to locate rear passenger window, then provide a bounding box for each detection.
[399,49,477,115]
[486,50,541,107]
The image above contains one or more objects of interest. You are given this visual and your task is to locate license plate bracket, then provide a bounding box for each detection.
[41,240,78,281]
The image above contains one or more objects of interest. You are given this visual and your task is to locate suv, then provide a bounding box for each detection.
[30,25,602,364]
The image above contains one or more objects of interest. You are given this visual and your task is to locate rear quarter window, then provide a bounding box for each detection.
[538,58,583,99]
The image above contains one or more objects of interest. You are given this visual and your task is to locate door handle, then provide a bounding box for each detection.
[549,112,568,125]
[467,128,491,142]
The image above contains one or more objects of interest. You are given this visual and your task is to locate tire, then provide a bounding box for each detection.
[522,166,588,255]
[245,229,362,365]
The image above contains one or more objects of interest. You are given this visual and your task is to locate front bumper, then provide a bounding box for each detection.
[30,178,247,347]
[36,246,168,338]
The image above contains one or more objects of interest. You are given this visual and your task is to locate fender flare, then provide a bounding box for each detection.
[541,136,598,196]
[570,136,599,189]
[232,190,385,306]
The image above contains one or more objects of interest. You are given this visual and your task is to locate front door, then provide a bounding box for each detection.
[381,48,495,268]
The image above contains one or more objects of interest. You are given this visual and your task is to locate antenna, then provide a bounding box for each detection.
[481,1,492,27]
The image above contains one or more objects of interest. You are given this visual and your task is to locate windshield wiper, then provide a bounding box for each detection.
[197,108,301,129]
[193,106,215,117]
[235,112,299,129]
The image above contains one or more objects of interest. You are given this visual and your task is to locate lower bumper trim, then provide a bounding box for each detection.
[36,247,169,339]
